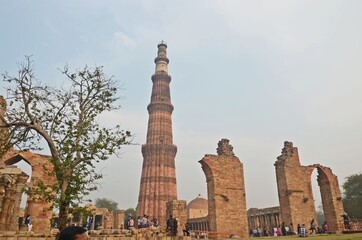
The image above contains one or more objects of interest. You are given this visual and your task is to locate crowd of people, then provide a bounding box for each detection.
[250,219,332,238]
[55,212,354,240]
[126,214,159,229]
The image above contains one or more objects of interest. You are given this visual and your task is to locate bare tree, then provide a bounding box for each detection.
[0,57,132,230]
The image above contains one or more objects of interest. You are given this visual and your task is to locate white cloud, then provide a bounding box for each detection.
[114,31,137,47]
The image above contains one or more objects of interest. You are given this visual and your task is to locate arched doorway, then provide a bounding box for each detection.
[2,151,56,233]
[275,141,344,232]
[306,164,344,231]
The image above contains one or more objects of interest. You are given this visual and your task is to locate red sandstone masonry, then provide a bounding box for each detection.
[199,139,248,238]
[137,42,178,227]
[274,141,345,231]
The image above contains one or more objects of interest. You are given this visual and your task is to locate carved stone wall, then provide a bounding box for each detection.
[0,166,29,231]
[1,151,56,233]
[114,210,125,229]
[274,141,344,231]
[199,139,248,237]
[247,207,280,234]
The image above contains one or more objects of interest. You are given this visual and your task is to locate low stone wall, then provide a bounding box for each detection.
[0,228,192,240]
[0,236,191,240]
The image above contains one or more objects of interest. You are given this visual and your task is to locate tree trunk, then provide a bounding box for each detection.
[58,178,70,231]
[59,202,69,231]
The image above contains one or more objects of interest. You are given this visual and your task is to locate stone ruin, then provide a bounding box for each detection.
[275,141,345,231]
[1,88,348,237]
[0,150,56,233]
[0,165,28,231]
[199,139,248,238]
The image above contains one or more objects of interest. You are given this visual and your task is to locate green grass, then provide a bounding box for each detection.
[253,233,362,240]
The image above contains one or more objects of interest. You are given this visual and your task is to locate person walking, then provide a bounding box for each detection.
[309,219,316,234]
[24,215,32,232]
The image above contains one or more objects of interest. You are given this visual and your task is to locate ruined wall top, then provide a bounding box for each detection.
[276,141,297,161]
[216,139,234,156]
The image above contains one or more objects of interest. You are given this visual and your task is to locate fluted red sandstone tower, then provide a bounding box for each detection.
[137,42,177,226]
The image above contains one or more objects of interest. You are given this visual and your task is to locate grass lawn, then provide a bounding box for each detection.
[252,233,362,239]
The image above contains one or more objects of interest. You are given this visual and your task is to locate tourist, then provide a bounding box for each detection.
[287,223,295,235]
[342,213,350,230]
[58,226,87,240]
[86,216,93,230]
[137,216,141,228]
[167,215,176,236]
[183,222,191,236]
[297,224,301,235]
[174,217,179,236]
[257,227,262,237]
[151,217,158,227]
[141,214,147,228]
[281,222,287,236]
[322,221,329,232]
[277,225,282,236]
[273,226,277,237]
[252,228,257,237]
[24,215,32,232]
[309,219,316,234]
[127,216,134,229]
[299,224,307,237]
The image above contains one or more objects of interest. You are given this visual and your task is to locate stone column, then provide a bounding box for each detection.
[0,180,13,230]
[0,176,5,210]
[0,181,10,230]
[5,185,16,230]
[9,173,28,230]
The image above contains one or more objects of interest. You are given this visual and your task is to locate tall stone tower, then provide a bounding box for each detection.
[137,42,177,226]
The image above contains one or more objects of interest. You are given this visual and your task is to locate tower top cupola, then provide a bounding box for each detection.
[155,40,169,72]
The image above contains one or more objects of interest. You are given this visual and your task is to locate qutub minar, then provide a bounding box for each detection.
[137,42,178,226]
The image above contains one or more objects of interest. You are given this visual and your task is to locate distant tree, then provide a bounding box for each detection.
[95,198,119,212]
[316,205,325,226]
[343,173,362,218]
[0,57,132,230]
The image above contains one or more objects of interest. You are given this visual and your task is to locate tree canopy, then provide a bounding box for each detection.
[0,57,132,230]
[95,198,119,212]
[343,173,362,218]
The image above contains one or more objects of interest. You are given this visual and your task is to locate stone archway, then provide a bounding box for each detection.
[199,139,248,238]
[1,150,56,233]
[274,141,344,231]
[306,164,344,231]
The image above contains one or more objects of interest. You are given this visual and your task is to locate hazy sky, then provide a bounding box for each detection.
[1,1,361,211]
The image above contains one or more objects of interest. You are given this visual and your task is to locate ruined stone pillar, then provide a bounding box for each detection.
[5,186,16,230]
[8,173,28,230]
[166,200,187,234]
[0,180,13,230]
[275,141,317,226]
[199,139,248,238]
[114,210,124,229]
